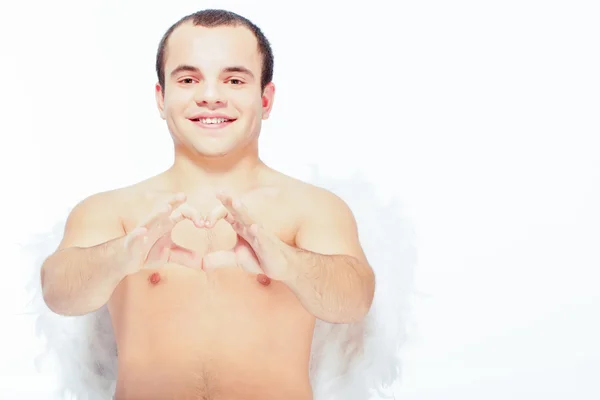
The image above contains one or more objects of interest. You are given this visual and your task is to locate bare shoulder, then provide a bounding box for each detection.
[67,188,124,220]
[269,171,365,259]
[301,183,357,230]
[57,175,162,251]
[56,188,126,250]
[71,177,154,217]
[265,170,355,223]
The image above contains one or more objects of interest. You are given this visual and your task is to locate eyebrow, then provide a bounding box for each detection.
[170,64,255,79]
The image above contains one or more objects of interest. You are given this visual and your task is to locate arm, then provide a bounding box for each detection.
[282,189,375,324]
[41,191,130,316]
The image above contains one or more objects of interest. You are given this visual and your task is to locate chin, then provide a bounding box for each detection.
[191,143,239,158]
[199,150,233,158]
[174,128,254,158]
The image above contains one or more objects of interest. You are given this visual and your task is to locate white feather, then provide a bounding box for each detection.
[21,169,417,399]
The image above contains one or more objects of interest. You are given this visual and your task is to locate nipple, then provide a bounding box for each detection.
[148,272,161,285]
[257,274,271,286]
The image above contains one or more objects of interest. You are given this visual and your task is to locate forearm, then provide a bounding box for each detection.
[282,249,375,323]
[41,236,130,316]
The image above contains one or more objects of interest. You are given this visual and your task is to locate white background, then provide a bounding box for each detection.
[1,0,599,398]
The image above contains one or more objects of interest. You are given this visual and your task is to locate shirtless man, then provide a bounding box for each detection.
[40,9,375,400]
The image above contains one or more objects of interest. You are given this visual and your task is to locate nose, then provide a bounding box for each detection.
[193,82,226,108]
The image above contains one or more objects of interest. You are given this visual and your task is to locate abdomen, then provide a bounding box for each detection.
[109,264,315,400]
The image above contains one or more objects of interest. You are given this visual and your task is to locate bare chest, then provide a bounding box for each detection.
[109,189,315,399]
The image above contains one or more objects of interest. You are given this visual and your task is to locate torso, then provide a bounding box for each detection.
[107,170,316,400]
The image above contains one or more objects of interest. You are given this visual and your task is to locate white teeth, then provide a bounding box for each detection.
[199,117,229,124]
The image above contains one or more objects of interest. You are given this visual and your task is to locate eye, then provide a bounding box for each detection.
[179,78,196,84]
[228,79,244,85]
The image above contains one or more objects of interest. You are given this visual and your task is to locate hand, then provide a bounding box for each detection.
[123,192,203,275]
[201,191,292,283]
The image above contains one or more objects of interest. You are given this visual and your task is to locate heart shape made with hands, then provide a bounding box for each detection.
[199,189,292,286]
[143,187,287,286]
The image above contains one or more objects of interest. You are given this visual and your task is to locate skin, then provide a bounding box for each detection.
[42,22,374,400]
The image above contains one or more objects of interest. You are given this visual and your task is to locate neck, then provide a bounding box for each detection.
[165,143,266,194]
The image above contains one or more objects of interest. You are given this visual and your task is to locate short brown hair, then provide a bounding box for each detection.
[156,9,274,93]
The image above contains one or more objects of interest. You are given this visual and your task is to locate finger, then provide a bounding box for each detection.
[221,218,251,244]
[146,198,195,238]
[145,193,186,224]
[136,203,167,228]
[145,238,169,267]
[234,240,264,275]
[202,250,237,271]
[144,193,187,225]
[205,204,228,228]
[231,198,254,226]
[244,223,264,247]
[216,191,232,207]
[171,203,202,227]
[168,246,202,270]
[168,192,187,209]
[130,205,171,248]
[216,191,241,221]
[224,213,236,225]
[218,194,253,227]
[252,223,280,243]
[147,204,175,235]
[136,192,186,228]
[244,224,287,273]
[124,226,147,249]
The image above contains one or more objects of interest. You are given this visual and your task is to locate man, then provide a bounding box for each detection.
[40,9,375,400]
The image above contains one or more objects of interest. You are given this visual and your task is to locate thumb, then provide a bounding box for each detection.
[202,250,237,271]
[248,223,278,249]
[168,244,202,269]
[205,204,229,228]
[124,226,148,250]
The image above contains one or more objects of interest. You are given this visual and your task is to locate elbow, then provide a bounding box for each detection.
[41,266,64,315]
[42,286,81,317]
[353,269,376,322]
[42,290,62,315]
[40,260,57,311]
[40,256,77,316]
[362,265,376,313]
[354,290,375,323]
[41,287,63,316]
[335,264,376,324]
[328,290,375,324]
[327,304,371,324]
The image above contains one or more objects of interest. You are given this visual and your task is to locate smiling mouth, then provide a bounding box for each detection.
[190,117,235,124]
[189,117,236,130]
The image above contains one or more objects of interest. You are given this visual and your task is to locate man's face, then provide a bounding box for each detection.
[156,23,274,158]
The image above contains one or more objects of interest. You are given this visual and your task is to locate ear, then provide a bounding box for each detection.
[261,82,276,120]
[155,83,166,120]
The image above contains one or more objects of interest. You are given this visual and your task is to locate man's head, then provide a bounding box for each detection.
[155,9,275,158]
